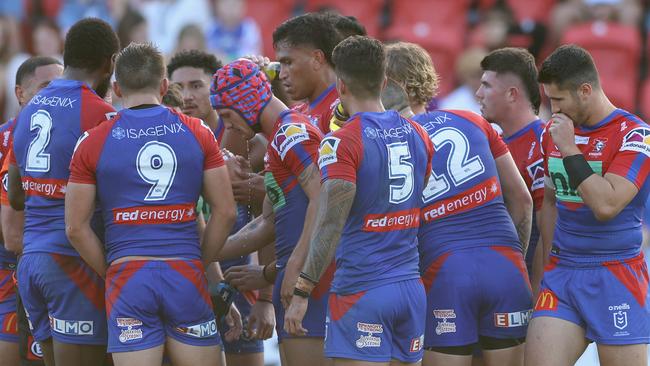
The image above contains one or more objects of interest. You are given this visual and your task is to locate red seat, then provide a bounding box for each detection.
[304,0,385,37]
[561,21,641,112]
[506,0,556,23]
[384,0,471,96]
[639,78,650,120]
[246,0,297,58]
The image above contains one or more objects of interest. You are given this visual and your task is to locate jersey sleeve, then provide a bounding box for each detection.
[449,109,509,157]
[273,122,322,178]
[80,88,116,132]
[0,144,12,205]
[318,118,363,183]
[607,125,650,189]
[187,117,224,170]
[69,131,99,184]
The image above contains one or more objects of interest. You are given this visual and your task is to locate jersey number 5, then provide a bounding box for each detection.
[137,141,177,201]
[388,141,415,204]
[26,110,53,173]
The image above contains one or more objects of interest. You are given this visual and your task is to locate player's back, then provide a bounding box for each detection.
[12,79,114,256]
[319,110,432,294]
[414,110,520,262]
[73,105,219,263]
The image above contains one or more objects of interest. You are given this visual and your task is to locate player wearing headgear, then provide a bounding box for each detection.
[66,42,237,366]
[7,18,118,366]
[284,36,434,366]
[210,57,331,366]
[526,45,650,366]
[477,47,545,293]
[0,56,62,366]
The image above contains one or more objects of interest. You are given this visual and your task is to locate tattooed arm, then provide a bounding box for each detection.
[495,152,533,253]
[216,197,275,261]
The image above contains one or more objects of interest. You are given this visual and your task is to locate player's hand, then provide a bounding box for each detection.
[284,295,308,336]
[224,264,268,291]
[243,55,271,69]
[247,300,275,340]
[231,174,265,210]
[280,259,300,309]
[224,303,243,342]
[549,113,581,156]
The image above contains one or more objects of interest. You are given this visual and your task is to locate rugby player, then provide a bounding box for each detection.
[526,44,650,366]
[285,36,434,366]
[66,42,236,366]
[477,47,545,292]
[7,18,118,366]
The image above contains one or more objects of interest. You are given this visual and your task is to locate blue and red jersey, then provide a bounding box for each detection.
[541,109,650,263]
[318,110,433,294]
[0,118,17,267]
[414,110,520,266]
[292,84,339,134]
[69,105,224,263]
[264,110,323,268]
[11,79,115,256]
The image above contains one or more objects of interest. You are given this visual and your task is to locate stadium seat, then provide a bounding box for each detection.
[384,0,471,96]
[304,0,386,37]
[561,21,641,112]
[246,0,298,58]
[477,0,555,23]
[639,78,650,120]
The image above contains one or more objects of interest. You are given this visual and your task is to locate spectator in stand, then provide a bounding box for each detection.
[117,9,149,50]
[439,47,487,114]
[174,24,207,54]
[206,0,262,62]
[32,19,63,60]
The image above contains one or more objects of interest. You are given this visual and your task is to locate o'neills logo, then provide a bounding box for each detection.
[534,289,558,312]
[113,203,196,225]
[422,176,500,222]
[21,177,66,199]
[363,208,420,232]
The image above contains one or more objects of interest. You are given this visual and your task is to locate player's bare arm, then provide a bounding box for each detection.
[65,183,107,277]
[283,178,355,336]
[216,196,275,261]
[550,112,639,220]
[539,182,557,266]
[7,165,24,211]
[280,163,321,308]
[1,205,24,254]
[495,152,533,252]
[201,165,237,265]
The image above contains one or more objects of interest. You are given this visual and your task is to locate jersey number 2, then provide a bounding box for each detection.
[137,141,177,201]
[26,110,53,172]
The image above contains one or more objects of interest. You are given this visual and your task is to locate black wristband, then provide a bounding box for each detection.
[562,154,595,190]
[257,298,273,304]
[262,264,273,284]
[293,288,310,298]
[299,272,318,286]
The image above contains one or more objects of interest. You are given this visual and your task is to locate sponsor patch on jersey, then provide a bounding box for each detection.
[620,127,650,157]
[271,123,309,160]
[318,136,340,169]
[49,316,94,336]
[547,157,602,203]
[494,310,532,328]
[175,319,217,338]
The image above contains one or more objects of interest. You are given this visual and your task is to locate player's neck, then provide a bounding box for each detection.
[308,68,336,103]
[63,68,99,89]
[203,110,219,131]
[344,97,385,116]
[500,107,538,138]
[583,92,617,127]
[260,96,289,137]
[121,93,161,109]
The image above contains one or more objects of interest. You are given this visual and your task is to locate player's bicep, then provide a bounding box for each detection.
[7,164,24,211]
[603,172,639,210]
[297,163,321,200]
[64,183,97,228]
[495,152,530,202]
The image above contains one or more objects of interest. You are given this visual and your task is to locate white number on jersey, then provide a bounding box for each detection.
[422,127,485,203]
[25,110,53,172]
[136,141,177,201]
[388,141,414,204]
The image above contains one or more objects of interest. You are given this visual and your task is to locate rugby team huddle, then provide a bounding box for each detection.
[0,9,648,366]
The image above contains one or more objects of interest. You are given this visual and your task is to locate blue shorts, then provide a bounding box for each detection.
[532,253,650,345]
[0,268,18,343]
[325,279,425,363]
[105,260,221,353]
[421,246,532,347]
[273,263,334,341]
[219,290,263,354]
[17,253,106,345]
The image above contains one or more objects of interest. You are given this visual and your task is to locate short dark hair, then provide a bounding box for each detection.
[63,18,119,71]
[167,49,222,78]
[332,36,385,99]
[538,44,600,91]
[481,47,541,113]
[273,12,342,66]
[115,43,165,92]
[322,12,367,39]
[162,83,183,108]
[15,56,62,86]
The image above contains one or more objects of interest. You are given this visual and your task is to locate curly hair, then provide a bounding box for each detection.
[385,42,439,106]
[64,18,119,71]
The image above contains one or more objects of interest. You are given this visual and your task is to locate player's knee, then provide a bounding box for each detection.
[479,335,525,350]
[425,344,475,356]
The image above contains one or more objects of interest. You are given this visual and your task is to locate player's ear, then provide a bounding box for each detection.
[507,86,518,103]
[160,78,169,99]
[336,76,346,97]
[311,49,326,70]
[14,85,24,106]
[579,82,592,99]
[112,80,123,99]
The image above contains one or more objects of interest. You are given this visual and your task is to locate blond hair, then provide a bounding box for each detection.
[385,42,439,106]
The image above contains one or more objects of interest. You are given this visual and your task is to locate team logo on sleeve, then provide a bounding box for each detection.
[318,136,341,169]
[271,123,309,159]
[526,159,545,191]
[621,127,650,157]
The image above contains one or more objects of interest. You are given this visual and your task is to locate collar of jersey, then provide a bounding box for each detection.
[309,83,336,109]
[576,108,622,132]
[503,118,543,143]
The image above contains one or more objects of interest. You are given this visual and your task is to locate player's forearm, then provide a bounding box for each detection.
[504,192,532,253]
[257,243,276,297]
[301,179,355,282]
[539,187,557,266]
[216,213,274,261]
[202,210,237,265]
[577,173,634,221]
[66,225,106,277]
[531,236,544,297]
[206,261,225,283]
[288,165,321,270]
[1,205,23,254]
[7,166,24,211]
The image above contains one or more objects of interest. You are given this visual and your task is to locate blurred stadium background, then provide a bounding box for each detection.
[1,1,649,365]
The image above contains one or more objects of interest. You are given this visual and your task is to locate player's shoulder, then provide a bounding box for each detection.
[270,110,319,157]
